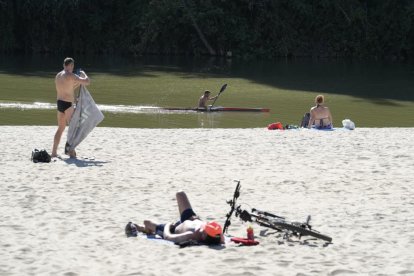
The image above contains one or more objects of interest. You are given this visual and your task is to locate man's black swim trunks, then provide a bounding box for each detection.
[57,100,72,113]
[180,208,197,222]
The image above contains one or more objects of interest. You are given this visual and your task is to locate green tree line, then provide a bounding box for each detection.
[1,0,413,59]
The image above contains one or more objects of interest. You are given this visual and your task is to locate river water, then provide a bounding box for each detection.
[1,54,413,127]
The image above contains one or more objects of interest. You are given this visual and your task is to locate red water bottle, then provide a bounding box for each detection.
[247,226,254,240]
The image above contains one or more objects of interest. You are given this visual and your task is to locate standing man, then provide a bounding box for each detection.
[51,57,90,158]
[198,90,218,108]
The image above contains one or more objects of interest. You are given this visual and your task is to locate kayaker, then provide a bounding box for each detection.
[198,90,218,108]
[308,95,334,129]
[126,191,224,245]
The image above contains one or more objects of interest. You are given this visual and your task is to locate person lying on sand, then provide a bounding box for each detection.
[198,90,218,108]
[127,191,224,245]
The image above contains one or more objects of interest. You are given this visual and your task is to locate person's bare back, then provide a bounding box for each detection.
[308,95,333,129]
[55,69,90,102]
[55,71,78,102]
[310,105,331,124]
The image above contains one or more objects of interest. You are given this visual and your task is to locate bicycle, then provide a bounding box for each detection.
[223,180,332,243]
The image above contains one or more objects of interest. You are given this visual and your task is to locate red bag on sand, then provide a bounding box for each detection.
[267,122,284,130]
[231,237,260,246]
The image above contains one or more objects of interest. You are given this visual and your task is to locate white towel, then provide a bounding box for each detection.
[66,85,104,152]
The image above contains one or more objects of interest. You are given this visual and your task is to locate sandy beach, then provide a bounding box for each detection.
[1,126,413,276]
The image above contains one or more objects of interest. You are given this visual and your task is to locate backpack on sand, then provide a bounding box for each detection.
[31,149,51,163]
[300,112,310,128]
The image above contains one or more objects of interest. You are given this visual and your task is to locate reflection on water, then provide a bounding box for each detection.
[0,101,271,128]
[1,54,413,101]
[1,54,413,127]
[0,101,266,115]
[0,101,172,113]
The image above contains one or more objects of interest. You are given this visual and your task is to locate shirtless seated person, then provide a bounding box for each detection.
[308,94,334,129]
[198,90,218,109]
[126,191,224,245]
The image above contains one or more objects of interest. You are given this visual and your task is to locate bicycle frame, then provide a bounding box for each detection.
[223,180,241,234]
[224,181,332,243]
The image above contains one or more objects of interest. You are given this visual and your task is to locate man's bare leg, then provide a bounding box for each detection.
[68,149,77,158]
[143,220,158,233]
[133,220,158,234]
[51,112,67,157]
[176,191,193,215]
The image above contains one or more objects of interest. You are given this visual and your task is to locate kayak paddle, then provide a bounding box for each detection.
[210,83,227,108]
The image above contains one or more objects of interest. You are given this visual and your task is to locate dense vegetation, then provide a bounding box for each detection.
[1,0,413,60]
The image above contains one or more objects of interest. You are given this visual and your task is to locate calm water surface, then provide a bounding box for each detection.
[1,55,413,127]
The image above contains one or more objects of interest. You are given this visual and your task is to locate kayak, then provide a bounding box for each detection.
[0,102,270,113]
[161,106,270,112]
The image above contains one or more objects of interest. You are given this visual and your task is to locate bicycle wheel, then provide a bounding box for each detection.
[272,221,332,242]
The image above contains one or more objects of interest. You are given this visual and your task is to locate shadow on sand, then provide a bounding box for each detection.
[62,157,109,167]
